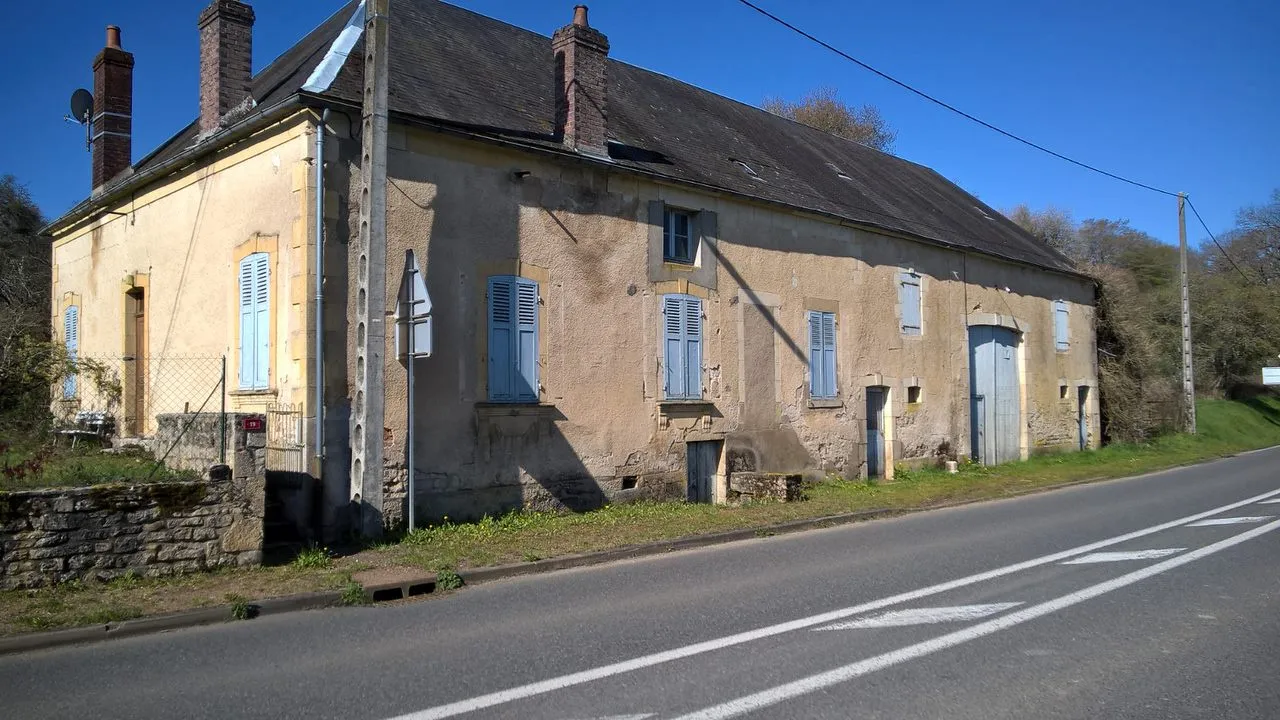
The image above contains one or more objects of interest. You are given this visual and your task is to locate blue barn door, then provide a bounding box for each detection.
[866,387,886,478]
[969,326,1020,465]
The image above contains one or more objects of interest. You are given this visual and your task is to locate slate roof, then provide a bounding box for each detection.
[78,0,1078,275]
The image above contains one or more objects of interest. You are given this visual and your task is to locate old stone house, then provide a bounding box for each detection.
[45,0,1097,540]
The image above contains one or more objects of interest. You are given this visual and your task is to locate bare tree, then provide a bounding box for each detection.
[763,87,896,152]
[1004,204,1077,259]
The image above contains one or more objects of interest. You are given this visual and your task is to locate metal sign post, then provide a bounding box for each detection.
[397,250,432,532]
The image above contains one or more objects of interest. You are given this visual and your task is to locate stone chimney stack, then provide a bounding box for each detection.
[552,5,609,156]
[199,0,255,134]
[92,25,134,191]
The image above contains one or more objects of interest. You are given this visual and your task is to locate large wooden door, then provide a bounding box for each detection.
[969,326,1020,464]
[686,441,720,503]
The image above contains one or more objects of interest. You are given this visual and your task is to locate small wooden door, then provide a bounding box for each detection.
[686,441,720,503]
[866,387,886,478]
[1078,386,1089,451]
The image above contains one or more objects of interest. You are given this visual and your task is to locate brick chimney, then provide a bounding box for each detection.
[198,0,255,134]
[552,5,609,156]
[92,25,134,191]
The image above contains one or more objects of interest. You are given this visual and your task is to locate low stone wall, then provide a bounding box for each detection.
[0,415,268,590]
[152,412,264,474]
[726,472,804,504]
[0,470,264,590]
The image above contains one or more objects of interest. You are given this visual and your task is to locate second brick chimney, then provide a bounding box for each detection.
[92,25,134,191]
[552,5,609,156]
[199,0,255,134]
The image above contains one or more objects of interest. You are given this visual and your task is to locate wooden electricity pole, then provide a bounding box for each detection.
[1178,193,1197,434]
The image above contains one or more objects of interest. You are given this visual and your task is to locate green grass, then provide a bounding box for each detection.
[374,396,1280,574]
[0,444,194,491]
[291,546,333,570]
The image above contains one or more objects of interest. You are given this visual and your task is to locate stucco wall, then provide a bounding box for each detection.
[50,115,318,431]
[343,125,1098,524]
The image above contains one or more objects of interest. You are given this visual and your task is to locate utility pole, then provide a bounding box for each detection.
[351,0,390,535]
[1178,193,1197,434]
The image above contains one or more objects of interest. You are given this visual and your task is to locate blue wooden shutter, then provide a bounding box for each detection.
[63,305,79,398]
[807,311,822,397]
[683,296,702,398]
[663,295,685,399]
[252,253,270,389]
[238,257,254,389]
[900,272,921,335]
[514,278,539,402]
[1054,300,1069,351]
[820,311,837,398]
[487,277,514,401]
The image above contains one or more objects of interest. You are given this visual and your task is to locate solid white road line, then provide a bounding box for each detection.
[386,487,1280,720]
[1061,549,1184,564]
[1257,499,1280,504]
[814,604,1023,631]
[1187,516,1274,526]
[671,518,1280,720]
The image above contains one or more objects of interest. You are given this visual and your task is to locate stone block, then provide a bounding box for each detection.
[726,472,804,504]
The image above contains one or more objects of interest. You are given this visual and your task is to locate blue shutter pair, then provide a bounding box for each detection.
[663,295,702,399]
[899,271,921,335]
[238,253,271,390]
[807,311,837,399]
[488,276,539,402]
[63,305,79,399]
[1054,300,1070,351]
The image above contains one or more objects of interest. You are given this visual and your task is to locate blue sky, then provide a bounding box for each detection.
[3,0,1275,247]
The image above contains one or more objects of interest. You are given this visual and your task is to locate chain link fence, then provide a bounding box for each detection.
[51,354,227,473]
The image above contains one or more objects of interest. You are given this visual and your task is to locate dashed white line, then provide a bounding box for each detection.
[1061,549,1184,564]
[385,487,1280,720]
[814,604,1023,631]
[670,518,1280,720]
[1187,516,1273,527]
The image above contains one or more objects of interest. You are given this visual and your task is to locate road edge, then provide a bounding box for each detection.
[4,445,1275,656]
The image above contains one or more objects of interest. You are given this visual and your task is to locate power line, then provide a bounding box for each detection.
[735,0,1181,198]
[1184,196,1257,284]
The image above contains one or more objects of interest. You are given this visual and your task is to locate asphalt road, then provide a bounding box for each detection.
[4,448,1280,720]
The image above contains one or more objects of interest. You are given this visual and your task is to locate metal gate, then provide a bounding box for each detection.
[265,403,305,472]
[969,326,1021,465]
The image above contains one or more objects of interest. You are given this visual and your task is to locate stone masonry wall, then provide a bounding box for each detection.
[0,415,267,590]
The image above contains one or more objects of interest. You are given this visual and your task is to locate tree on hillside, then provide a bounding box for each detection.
[763,87,896,152]
[0,176,48,349]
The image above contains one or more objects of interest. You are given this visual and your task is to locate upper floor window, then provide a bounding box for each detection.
[807,310,837,399]
[898,271,922,335]
[662,294,703,399]
[487,275,539,403]
[238,252,271,390]
[664,208,694,264]
[1054,300,1070,351]
[62,305,79,399]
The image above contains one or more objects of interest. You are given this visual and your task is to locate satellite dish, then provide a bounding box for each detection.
[69,89,93,124]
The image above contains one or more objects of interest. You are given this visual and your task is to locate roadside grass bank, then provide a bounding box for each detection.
[3,396,1277,637]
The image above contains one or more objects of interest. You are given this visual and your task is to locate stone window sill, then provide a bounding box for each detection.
[662,261,698,272]
[474,402,558,418]
[659,399,713,407]
[807,398,843,409]
[228,389,278,397]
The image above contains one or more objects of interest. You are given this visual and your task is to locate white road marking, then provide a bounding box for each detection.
[1257,498,1280,504]
[671,518,1280,720]
[1061,548,1184,564]
[385,487,1280,720]
[571,715,655,720]
[814,604,1023,630]
[1187,516,1273,526]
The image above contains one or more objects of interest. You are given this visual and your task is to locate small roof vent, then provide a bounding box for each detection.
[825,161,851,181]
[732,158,764,181]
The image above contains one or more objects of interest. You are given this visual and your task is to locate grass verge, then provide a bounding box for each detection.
[2,397,1277,637]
